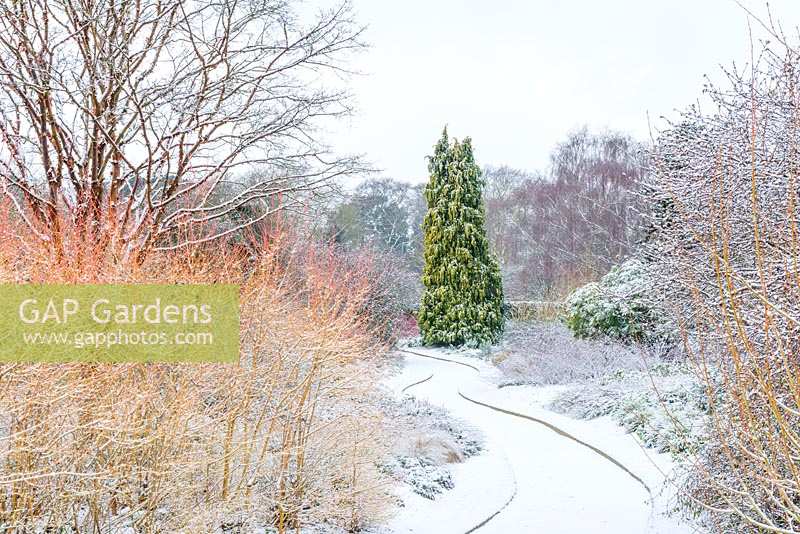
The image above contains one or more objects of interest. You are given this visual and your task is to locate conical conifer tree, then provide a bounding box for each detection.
[418,128,504,346]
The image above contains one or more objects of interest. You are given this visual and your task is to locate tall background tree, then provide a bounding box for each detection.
[483,129,645,299]
[418,129,503,346]
[328,178,417,255]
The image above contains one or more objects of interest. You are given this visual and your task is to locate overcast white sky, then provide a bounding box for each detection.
[320,0,800,184]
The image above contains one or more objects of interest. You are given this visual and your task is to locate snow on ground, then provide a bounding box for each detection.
[380,396,483,500]
[383,346,694,534]
[550,367,707,456]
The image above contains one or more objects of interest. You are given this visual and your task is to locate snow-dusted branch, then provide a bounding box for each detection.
[0,0,365,261]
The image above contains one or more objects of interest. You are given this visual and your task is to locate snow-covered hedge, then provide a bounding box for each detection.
[563,259,669,343]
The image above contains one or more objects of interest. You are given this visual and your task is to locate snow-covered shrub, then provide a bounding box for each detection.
[341,247,418,342]
[0,229,395,533]
[396,312,420,338]
[563,259,669,343]
[297,241,419,343]
[492,321,656,386]
[380,396,482,500]
[550,366,708,456]
[645,30,800,532]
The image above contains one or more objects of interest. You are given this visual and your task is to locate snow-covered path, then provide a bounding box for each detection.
[384,347,693,534]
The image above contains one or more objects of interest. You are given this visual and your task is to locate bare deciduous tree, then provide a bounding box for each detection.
[483,130,645,299]
[0,0,364,262]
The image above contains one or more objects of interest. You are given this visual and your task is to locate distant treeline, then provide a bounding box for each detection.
[327,128,645,300]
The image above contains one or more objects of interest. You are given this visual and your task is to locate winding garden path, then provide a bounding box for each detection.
[385,348,691,534]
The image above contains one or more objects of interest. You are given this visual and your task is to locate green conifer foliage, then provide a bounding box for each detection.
[418,128,504,346]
